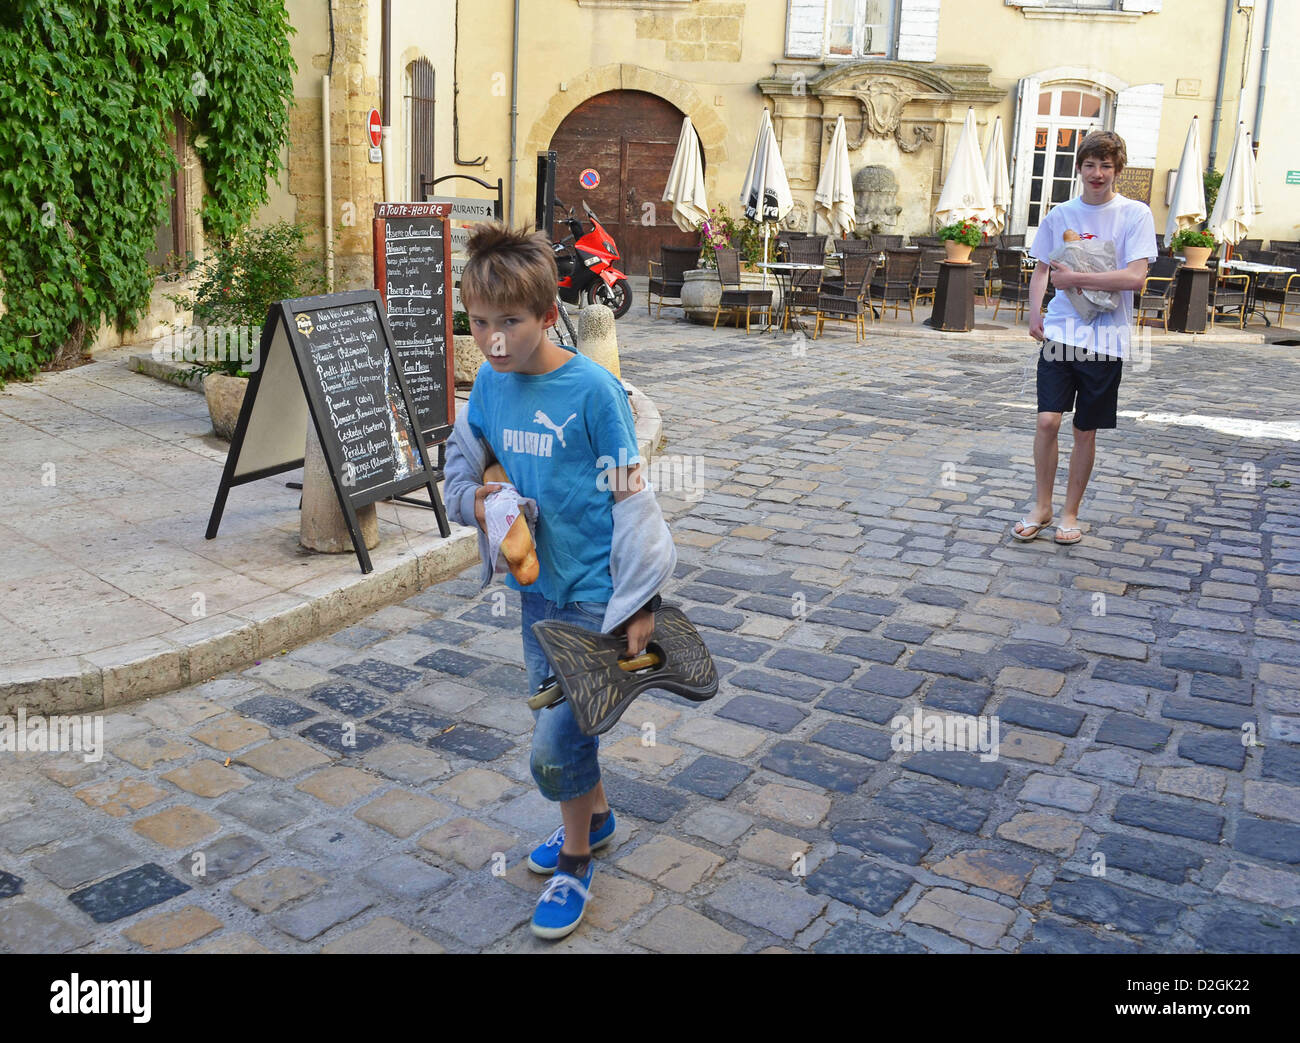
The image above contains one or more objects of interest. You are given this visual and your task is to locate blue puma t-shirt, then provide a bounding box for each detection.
[465,351,641,605]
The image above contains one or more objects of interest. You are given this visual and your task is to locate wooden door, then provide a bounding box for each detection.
[549,90,699,278]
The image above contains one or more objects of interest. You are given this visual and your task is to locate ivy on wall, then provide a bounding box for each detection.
[0,0,296,384]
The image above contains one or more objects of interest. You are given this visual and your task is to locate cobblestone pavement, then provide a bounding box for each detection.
[3,313,1299,954]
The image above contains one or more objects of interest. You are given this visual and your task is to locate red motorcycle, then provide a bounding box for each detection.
[553,199,632,319]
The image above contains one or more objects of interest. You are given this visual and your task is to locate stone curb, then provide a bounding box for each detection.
[1,374,663,718]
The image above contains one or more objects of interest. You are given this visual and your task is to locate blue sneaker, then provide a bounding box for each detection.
[525,813,617,874]
[531,863,594,939]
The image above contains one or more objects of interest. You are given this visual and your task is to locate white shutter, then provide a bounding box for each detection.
[787,0,827,58]
[1120,0,1161,12]
[1008,74,1041,234]
[1112,82,1164,167]
[896,0,940,62]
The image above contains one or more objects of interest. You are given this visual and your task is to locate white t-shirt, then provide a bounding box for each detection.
[1029,193,1157,359]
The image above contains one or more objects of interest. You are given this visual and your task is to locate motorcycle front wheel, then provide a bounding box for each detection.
[587,278,632,319]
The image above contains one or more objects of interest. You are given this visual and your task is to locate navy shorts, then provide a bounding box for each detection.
[1036,340,1123,430]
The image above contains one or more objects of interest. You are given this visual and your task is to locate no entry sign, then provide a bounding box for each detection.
[368,108,382,148]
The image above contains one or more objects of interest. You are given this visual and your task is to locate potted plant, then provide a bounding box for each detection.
[1170,228,1216,269]
[937,219,984,264]
[165,221,325,439]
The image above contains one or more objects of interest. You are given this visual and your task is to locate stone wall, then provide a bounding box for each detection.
[635,2,745,62]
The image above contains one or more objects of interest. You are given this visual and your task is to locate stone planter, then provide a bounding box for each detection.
[681,268,783,326]
[454,333,484,386]
[203,372,248,441]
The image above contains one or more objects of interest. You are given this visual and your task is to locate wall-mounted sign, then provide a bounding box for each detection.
[1115,166,1154,204]
[1287,170,1300,186]
[580,168,600,189]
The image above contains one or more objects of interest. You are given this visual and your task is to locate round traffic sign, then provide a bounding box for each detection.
[368,108,382,149]
[580,168,600,189]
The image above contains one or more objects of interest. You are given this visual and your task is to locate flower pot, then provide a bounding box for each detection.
[944,240,974,264]
[681,268,783,326]
[453,333,484,386]
[1182,245,1212,269]
[203,372,248,441]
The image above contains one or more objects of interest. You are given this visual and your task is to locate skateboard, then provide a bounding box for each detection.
[526,605,718,736]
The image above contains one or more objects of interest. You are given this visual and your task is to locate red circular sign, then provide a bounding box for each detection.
[580,168,600,189]
[368,108,382,149]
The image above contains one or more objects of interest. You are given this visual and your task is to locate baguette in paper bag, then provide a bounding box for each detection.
[1050,229,1121,323]
[484,462,539,585]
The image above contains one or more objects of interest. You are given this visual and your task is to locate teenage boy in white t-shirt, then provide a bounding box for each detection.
[1011,130,1157,546]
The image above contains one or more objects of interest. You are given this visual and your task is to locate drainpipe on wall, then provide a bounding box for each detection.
[1252,0,1273,152]
[381,0,397,202]
[1207,0,1234,171]
[508,0,520,223]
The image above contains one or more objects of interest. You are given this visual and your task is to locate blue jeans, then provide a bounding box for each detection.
[521,590,608,803]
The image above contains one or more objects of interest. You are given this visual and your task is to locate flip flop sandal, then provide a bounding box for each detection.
[1055,526,1083,545]
[1011,516,1053,542]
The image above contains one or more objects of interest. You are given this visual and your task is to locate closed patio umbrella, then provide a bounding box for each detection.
[982,115,1011,235]
[1165,116,1205,244]
[1207,122,1257,246]
[814,114,856,238]
[663,116,709,232]
[934,108,995,229]
[739,108,794,283]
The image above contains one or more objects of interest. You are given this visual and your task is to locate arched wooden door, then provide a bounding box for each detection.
[549,90,700,278]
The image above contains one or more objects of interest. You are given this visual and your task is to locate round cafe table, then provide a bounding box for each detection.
[756,262,825,335]
[1219,257,1298,327]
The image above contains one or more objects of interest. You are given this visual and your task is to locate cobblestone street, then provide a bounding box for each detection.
[2,311,1299,953]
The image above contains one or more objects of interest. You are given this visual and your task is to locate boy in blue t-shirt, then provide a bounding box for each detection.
[1012,130,1156,547]
[443,224,675,940]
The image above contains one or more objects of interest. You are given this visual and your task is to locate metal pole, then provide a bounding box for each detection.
[1253,0,1274,149]
[508,0,520,223]
[1207,0,1235,171]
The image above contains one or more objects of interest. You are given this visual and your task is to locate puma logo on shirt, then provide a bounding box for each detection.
[533,410,578,448]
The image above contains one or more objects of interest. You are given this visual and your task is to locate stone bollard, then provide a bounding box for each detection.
[300,422,379,553]
[577,303,620,378]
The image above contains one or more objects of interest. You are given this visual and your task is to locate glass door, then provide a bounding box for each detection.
[1026,87,1104,241]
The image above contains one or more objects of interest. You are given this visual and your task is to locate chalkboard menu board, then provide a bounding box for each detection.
[205,289,448,574]
[373,202,455,446]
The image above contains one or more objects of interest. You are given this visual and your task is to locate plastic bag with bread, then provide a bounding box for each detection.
[484,462,539,585]
[1049,228,1120,322]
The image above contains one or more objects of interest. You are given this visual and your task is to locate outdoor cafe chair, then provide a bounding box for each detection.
[998,234,1026,249]
[814,254,877,342]
[647,244,700,318]
[1255,265,1300,326]
[1134,255,1180,331]
[912,247,946,308]
[970,244,996,305]
[1238,238,1264,254]
[1206,258,1249,329]
[870,249,921,321]
[837,237,873,255]
[870,234,905,251]
[912,236,943,249]
[712,247,772,333]
[992,248,1031,323]
[784,258,826,332]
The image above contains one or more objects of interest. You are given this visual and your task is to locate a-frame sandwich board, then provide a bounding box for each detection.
[205,289,444,574]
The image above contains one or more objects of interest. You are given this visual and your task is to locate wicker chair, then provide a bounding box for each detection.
[783,245,826,331]
[814,254,878,341]
[1238,238,1264,253]
[1206,259,1249,329]
[647,245,700,317]
[871,234,905,251]
[970,245,997,305]
[912,248,946,308]
[999,234,1026,248]
[870,249,921,320]
[912,236,943,249]
[1270,240,1300,253]
[1134,255,1181,330]
[1256,267,1300,326]
[712,248,772,332]
[992,248,1031,322]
